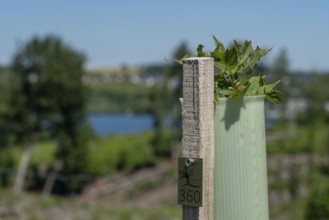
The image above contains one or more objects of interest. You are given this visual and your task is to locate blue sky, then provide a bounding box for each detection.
[1,0,329,71]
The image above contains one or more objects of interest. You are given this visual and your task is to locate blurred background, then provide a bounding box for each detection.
[0,1,328,219]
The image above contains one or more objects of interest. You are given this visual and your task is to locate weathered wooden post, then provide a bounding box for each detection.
[179,57,214,220]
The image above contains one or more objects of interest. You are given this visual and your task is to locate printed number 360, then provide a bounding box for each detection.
[179,189,201,203]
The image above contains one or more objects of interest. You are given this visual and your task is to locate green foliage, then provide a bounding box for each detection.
[209,37,281,104]
[1,132,159,178]
[149,74,171,157]
[267,124,328,155]
[87,83,153,114]
[182,36,282,104]
[10,35,87,129]
[169,42,191,142]
[0,147,18,186]
[305,178,329,219]
[0,68,16,146]
[150,128,172,157]
[30,142,56,165]
[56,124,92,175]
[87,133,156,176]
[10,35,90,175]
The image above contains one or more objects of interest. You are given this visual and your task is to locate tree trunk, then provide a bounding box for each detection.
[42,172,57,197]
[13,142,33,195]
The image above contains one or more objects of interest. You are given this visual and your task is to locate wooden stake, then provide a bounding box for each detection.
[182,58,214,220]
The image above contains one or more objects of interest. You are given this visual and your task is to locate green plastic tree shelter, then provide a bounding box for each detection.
[215,96,269,220]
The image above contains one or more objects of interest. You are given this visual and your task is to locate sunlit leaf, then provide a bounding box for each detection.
[178,36,282,105]
[264,80,280,93]
[213,36,225,53]
[211,46,225,62]
[245,76,260,96]
[231,40,253,73]
[223,47,238,72]
[265,90,282,105]
[175,54,188,65]
[218,89,231,96]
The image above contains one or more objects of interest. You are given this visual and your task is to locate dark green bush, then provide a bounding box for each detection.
[305,178,329,219]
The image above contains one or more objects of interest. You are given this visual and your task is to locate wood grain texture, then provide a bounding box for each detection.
[182,58,214,220]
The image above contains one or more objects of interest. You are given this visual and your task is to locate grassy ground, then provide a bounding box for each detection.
[1,132,158,177]
[0,122,328,219]
[0,189,181,220]
[86,132,157,175]
[16,123,326,176]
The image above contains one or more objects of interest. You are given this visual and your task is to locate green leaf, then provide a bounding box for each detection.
[197,44,207,57]
[211,36,226,70]
[232,81,247,97]
[247,46,270,66]
[195,36,282,105]
[211,46,225,62]
[212,36,225,53]
[245,76,261,96]
[214,62,226,72]
[265,90,282,105]
[218,89,232,96]
[175,54,189,65]
[233,40,253,73]
[245,66,254,78]
[259,75,265,86]
[264,80,280,93]
[223,47,238,72]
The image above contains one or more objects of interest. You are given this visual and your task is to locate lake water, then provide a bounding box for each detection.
[87,114,153,136]
[88,114,274,136]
